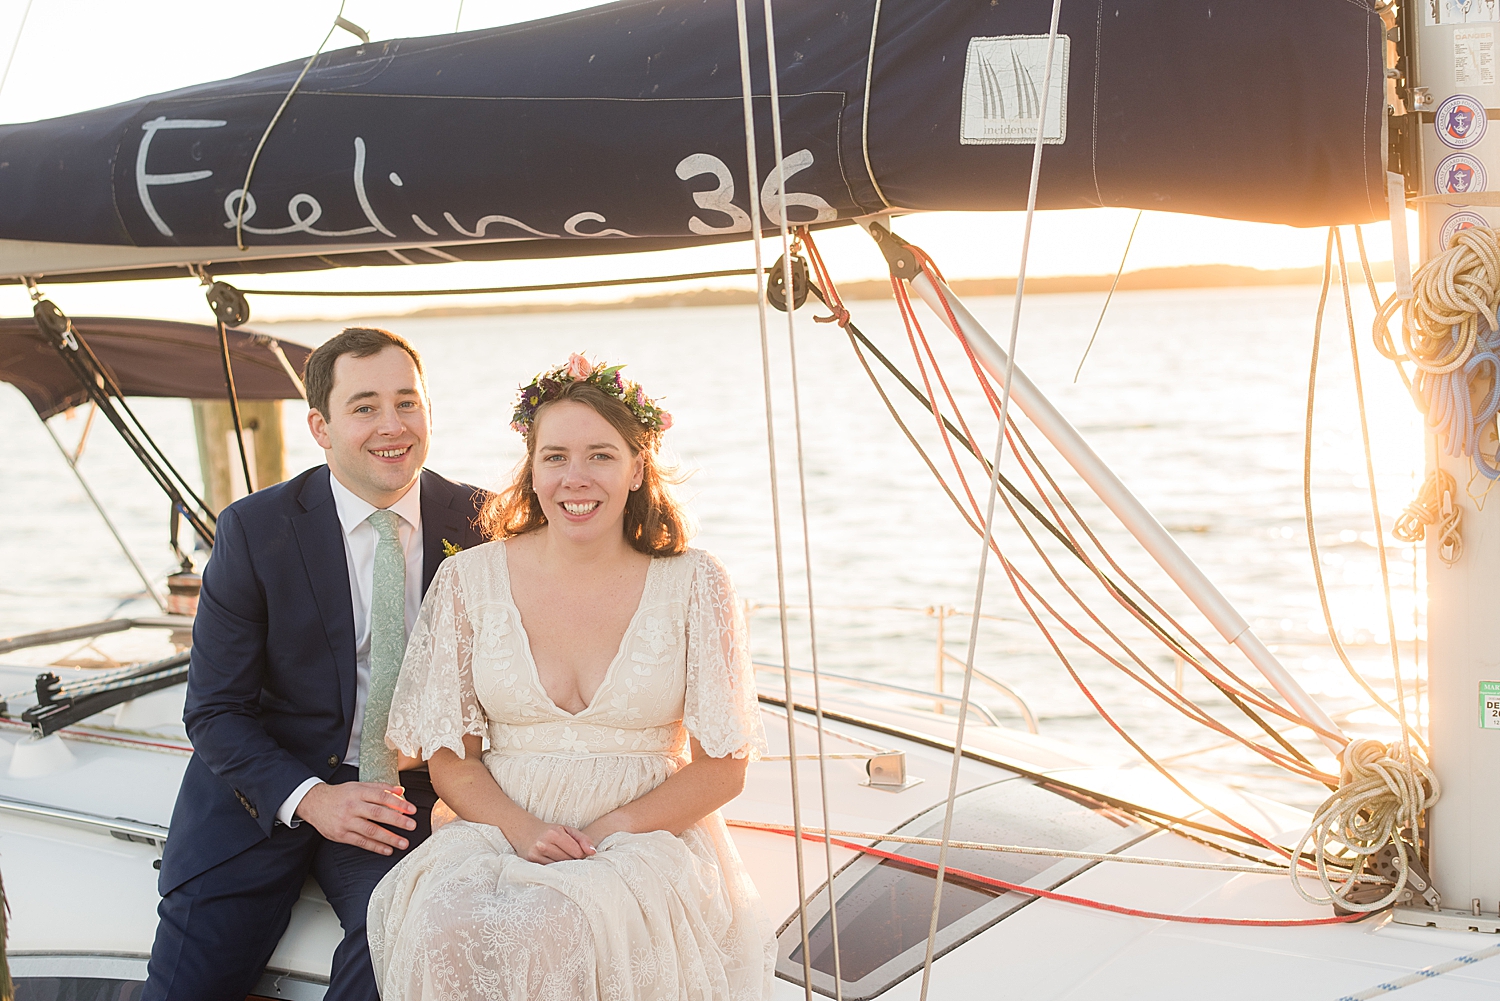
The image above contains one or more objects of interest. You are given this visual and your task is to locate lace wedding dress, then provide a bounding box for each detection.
[367,541,776,1001]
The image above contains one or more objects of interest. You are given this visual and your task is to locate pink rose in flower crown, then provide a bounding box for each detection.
[659,411,674,431]
[565,353,593,381]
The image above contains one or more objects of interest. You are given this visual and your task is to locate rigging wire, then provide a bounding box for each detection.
[29,300,216,544]
[877,256,1327,776]
[1073,209,1142,383]
[872,248,1334,780]
[234,0,354,251]
[918,2,1065,995]
[214,318,256,502]
[802,240,1333,765]
[234,267,759,298]
[756,4,843,992]
[1334,227,1419,763]
[859,0,890,209]
[729,3,814,996]
[723,819,1321,875]
[0,0,33,107]
[804,231,1345,832]
[1303,230,1428,750]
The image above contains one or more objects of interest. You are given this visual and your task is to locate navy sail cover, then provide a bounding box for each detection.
[0,0,1384,281]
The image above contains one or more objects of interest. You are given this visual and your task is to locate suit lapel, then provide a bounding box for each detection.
[421,469,455,591]
[419,469,482,592]
[292,466,356,725]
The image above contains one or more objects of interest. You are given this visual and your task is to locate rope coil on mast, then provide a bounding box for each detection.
[1375,225,1500,480]
[1392,468,1461,564]
[1292,739,1439,912]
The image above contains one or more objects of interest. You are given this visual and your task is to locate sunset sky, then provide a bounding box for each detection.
[0,0,1412,322]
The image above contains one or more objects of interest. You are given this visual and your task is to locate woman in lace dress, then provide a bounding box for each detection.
[367,355,775,1001]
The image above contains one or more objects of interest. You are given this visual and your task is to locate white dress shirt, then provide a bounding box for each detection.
[276,472,425,826]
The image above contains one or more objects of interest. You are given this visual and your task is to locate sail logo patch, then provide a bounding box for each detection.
[1436,152,1487,205]
[961,35,1070,146]
[1435,93,1487,149]
[1440,210,1487,249]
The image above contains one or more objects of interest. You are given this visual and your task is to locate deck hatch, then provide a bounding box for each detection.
[776,776,1145,999]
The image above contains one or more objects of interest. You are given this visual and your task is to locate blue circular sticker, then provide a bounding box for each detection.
[1436,94,1487,149]
[1436,152,1487,205]
[1441,210,1488,248]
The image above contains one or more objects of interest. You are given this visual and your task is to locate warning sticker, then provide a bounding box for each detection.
[1483,682,1500,729]
[960,35,1070,146]
[1457,27,1498,87]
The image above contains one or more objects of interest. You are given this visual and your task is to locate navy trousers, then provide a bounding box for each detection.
[143,767,435,1001]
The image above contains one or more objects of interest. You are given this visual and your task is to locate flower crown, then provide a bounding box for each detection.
[510,353,672,440]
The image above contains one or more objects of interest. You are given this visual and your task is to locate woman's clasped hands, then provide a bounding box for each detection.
[510,814,597,863]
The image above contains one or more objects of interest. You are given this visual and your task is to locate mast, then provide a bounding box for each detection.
[1400,0,1500,930]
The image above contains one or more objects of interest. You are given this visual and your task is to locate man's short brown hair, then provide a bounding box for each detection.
[303,327,426,417]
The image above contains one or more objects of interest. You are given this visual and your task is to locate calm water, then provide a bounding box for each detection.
[0,285,1426,807]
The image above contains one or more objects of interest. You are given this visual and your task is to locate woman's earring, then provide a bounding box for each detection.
[631,481,641,491]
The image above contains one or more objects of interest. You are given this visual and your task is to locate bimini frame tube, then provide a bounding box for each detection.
[897,262,1345,752]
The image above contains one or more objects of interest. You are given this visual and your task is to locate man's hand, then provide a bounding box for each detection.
[296,781,417,855]
[506,815,596,864]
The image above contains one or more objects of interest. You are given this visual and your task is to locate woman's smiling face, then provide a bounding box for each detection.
[530,400,644,545]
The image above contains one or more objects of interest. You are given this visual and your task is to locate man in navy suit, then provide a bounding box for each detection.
[145,327,491,1001]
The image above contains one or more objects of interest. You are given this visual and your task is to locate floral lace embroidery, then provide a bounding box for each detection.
[372,542,775,1000]
[385,543,767,762]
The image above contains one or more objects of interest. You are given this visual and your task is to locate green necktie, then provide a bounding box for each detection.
[360,509,405,784]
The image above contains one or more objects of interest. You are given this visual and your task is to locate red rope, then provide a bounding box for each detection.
[739,821,1366,927]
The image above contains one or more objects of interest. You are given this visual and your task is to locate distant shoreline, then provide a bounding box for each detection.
[286,261,1397,322]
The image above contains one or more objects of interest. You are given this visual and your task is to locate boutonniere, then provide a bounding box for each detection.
[441,538,465,559]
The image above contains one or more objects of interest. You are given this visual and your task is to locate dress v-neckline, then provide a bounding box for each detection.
[499,541,659,718]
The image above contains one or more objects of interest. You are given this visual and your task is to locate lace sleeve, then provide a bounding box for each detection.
[683,551,767,760]
[386,559,488,760]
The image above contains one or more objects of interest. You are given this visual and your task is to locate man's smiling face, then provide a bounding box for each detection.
[307,345,431,508]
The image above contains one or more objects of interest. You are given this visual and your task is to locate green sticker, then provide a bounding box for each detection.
[1482,681,1500,730]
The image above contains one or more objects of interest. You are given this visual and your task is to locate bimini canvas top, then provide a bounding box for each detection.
[0,316,311,419]
[0,0,1383,283]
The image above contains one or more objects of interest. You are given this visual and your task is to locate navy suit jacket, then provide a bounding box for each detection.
[159,465,491,895]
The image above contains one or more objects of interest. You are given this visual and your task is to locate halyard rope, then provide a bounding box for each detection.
[235,1,354,251]
[1304,229,1430,751]
[917,2,1065,996]
[860,0,891,209]
[1333,227,1422,775]
[730,3,814,996]
[757,1,844,991]
[804,230,1359,864]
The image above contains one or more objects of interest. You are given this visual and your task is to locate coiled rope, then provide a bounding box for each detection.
[1291,737,1439,912]
[1391,468,1461,565]
[1375,225,1500,478]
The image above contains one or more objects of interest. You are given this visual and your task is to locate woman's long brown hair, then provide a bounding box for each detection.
[477,379,691,556]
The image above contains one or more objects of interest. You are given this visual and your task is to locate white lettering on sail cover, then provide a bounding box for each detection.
[960,35,1070,146]
[137,127,837,244]
[677,151,837,233]
[676,153,753,235]
[759,149,838,226]
[137,117,227,238]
